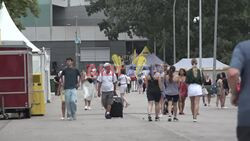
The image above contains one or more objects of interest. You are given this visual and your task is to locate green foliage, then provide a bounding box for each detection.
[87,0,249,64]
[0,0,39,29]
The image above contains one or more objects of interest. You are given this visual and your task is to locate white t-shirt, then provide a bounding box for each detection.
[97,71,117,92]
[118,74,127,85]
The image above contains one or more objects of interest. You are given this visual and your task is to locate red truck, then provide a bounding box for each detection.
[0,44,33,119]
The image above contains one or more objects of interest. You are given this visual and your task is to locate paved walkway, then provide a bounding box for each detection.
[0,92,237,141]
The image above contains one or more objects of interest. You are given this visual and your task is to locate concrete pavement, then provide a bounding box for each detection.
[0,92,237,141]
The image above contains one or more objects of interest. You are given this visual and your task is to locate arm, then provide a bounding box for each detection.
[145,76,149,88]
[157,76,163,92]
[97,82,102,97]
[227,68,240,106]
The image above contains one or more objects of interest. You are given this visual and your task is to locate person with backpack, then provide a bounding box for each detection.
[186,58,204,122]
[118,69,130,108]
[145,65,162,122]
[97,63,117,119]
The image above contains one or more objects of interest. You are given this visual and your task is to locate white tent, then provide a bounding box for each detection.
[0,2,40,52]
[174,58,229,71]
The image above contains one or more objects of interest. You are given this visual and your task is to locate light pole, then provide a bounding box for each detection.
[75,16,80,69]
[173,0,177,64]
[199,0,202,69]
[187,0,190,58]
[213,0,218,83]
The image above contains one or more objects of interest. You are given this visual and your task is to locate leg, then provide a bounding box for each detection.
[173,102,178,118]
[120,93,128,107]
[190,97,195,116]
[193,96,200,120]
[207,94,211,106]
[84,99,88,110]
[216,95,220,107]
[61,101,65,118]
[88,100,91,109]
[70,89,77,120]
[178,97,182,114]
[155,102,160,118]
[147,101,154,121]
[147,101,154,115]
[167,100,173,117]
[64,90,72,118]
[182,97,186,114]
[220,92,226,108]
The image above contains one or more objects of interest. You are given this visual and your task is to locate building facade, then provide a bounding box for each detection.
[21,0,147,73]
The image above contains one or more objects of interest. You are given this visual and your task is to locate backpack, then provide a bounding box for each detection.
[138,78,143,85]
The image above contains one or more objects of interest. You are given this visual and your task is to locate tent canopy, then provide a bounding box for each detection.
[174,58,229,71]
[0,2,40,53]
[145,53,164,66]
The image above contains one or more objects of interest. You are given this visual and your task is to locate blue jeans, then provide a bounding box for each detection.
[64,89,77,119]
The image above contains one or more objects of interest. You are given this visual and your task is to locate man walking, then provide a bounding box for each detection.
[61,58,80,120]
[227,40,250,141]
[97,63,117,119]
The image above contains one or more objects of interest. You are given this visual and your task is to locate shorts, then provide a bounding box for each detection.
[101,91,114,109]
[188,83,203,97]
[119,85,127,94]
[237,126,250,141]
[147,92,161,102]
[165,95,179,103]
[60,89,65,102]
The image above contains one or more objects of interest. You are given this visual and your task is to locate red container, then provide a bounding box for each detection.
[0,46,33,118]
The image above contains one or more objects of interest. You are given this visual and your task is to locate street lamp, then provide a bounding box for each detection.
[199,0,202,70]
[187,0,190,58]
[213,0,218,83]
[75,16,81,69]
[173,0,177,64]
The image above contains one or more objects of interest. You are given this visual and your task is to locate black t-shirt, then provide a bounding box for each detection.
[62,67,80,89]
[222,78,229,89]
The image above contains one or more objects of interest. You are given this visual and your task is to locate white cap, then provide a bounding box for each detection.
[103,63,111,67]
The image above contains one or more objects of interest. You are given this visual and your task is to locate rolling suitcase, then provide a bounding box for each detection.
[110,96,123,118]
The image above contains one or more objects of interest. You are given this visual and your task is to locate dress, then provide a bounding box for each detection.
[82,73,97,101]
[146,75,161,102]
[118,74,128,94]
[179,81,188,97]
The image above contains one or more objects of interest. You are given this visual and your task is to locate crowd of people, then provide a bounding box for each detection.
[53,40,249,141]
[54,57,231,122]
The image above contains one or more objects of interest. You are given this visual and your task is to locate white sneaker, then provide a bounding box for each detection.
[67,117,72,121]
[159,114,163,118]
[84,106,88,110]
[60,117,65,120]
[88,106,91,110]
[193,119,198,122]
[222,106,228,109]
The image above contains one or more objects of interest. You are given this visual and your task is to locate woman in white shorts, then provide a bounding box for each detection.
[186,58,204,122]
[118,69,130,108]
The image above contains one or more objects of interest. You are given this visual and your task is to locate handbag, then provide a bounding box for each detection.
[202,87,208,95]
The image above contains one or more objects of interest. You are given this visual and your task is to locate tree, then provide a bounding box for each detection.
[0,0,39,29]
[86,0,250,64]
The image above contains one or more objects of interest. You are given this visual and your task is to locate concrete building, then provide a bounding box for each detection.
[21,0,147,73]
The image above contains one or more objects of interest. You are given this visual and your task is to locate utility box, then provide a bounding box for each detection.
[31,73,45,116]
[0,43,33,119]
